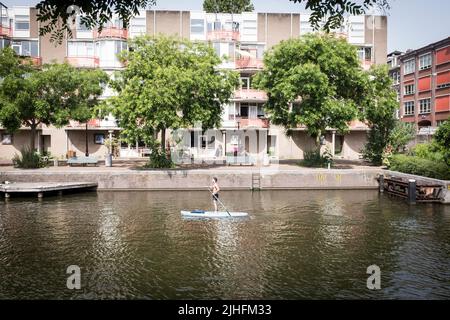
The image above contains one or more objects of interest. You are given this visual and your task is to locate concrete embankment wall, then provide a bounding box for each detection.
[0,169,380,190]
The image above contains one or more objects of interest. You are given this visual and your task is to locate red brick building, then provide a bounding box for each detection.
[399,37,450,132]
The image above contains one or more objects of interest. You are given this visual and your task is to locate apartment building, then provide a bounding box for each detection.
[399,37,450,135]
[387,50,403,119]
[0,5,388,162]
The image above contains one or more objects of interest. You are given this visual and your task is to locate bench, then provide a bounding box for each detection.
[67,156,98,167]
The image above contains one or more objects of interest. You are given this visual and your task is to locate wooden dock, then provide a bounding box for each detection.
[378,175,444,203]
[0,182,98,198]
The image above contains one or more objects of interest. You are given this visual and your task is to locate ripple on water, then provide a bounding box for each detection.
[0,190,449,299]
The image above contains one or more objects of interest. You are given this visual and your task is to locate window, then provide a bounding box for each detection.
[357,48,364,61]
[0,38,10,50]
[404,101,415,115]
[130,17,146,36]
[213,20,221,31]
[391,71,400,85]
[419,53,432,70]
[1,16,9,27]
[14,15,29,31]
[240,77,250,90]
[200,135,215,150]
[240,104,249,118]
[404,59,415,74]
[419,99,431,114]
[11,40,38,56]
[243,20,257,36]
[115,41,127,55]
[257,104,265,118]
[364,47,372,61]
[190,19,204,34]
[404,83,415,95]
[1,133,12,145]
[94,134,105,144]
[68,41,94,57]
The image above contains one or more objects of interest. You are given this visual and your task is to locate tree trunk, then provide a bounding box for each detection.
[30,123,37,151]
[315,129,322,153]
[160,127,166,156]
[85,122,89,156]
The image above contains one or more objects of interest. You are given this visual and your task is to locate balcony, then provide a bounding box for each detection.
[235,57,263,70]
[234,89,268,101]
[67,118,118,129]
[237,118,269,129]
[0,24,11,37]
[94,27,128,39]
[207,30,240,42]
[66,56,99,68]
[20,56,42,66]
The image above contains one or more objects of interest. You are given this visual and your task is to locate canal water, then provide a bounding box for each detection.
[0,190,449,299]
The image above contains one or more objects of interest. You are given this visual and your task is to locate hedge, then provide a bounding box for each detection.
[389,154,450,180]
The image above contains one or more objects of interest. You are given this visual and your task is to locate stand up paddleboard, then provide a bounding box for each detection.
[181,210,248,218]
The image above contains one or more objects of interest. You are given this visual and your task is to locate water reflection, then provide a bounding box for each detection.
[0,190,449,299]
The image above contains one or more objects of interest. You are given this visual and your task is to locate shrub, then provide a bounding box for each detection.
[12,148,46,169]
[412,143,444,162]
[434,120,450,166]
[143,149,175,169]
[299,148,333,168]
[389,154,450,180]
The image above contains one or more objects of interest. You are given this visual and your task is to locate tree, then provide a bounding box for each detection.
[203,0,254,13]
[289,0,390,32]
[36,0,156,43]
[360,65,403,165]
[0,48,108,151]
[253,33,366,150]
[434,120,450,166]
[107,35,238,162]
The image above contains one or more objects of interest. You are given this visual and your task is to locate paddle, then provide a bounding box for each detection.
[206,186,231,216]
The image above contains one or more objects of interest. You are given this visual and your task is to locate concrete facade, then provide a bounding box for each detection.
[0,6,389,163]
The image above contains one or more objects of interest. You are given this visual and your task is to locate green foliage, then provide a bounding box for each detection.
[254,34,365,148]
[203,0,254,13]
[434,120,450,166]
[107,35,239,162]
[35,0,156,44]
[144,149,175,169]
[299,147,333,168]
[289,0,390,32]
[0,48,108,150]
[389,122,416,152]
[361,65,402,165]
[12,148,46,169]
[389,154,450,181]
[412,143,444,163]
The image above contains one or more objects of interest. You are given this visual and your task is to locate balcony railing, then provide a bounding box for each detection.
[66,56,99,68]
[234,89,268,101]
[94,27,128,39]
[20,56,42,66]
[235,57,263,69]
[206,30,240,42]
[362,59,373,70]
[0,24,11,37]
[237,118,269,129]
[68,118,118,129]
